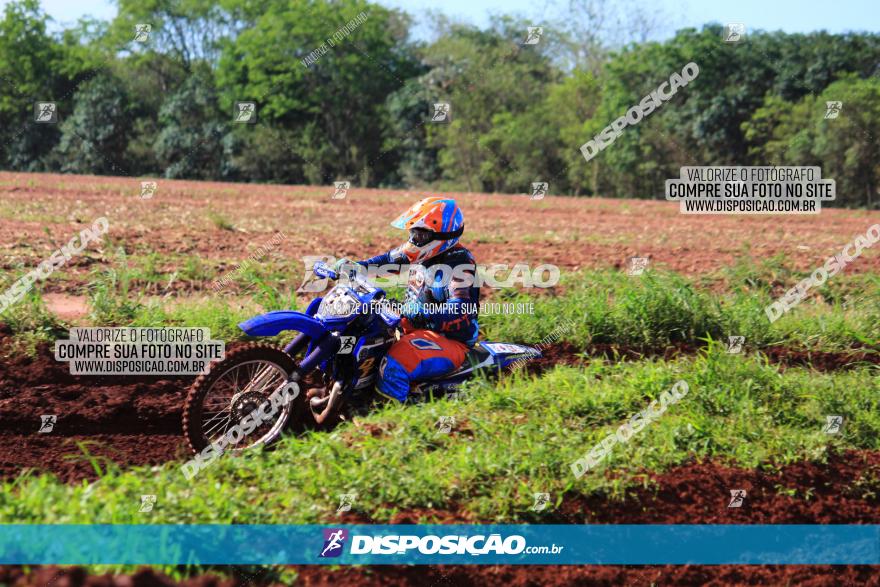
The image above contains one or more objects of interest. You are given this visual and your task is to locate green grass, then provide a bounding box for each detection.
[125,297,264,340]
[0,288,67,356]
[480,267,880,352]
[87,262,145,325]
[1,259,877,582]
[206,210,235,231]
[2,262,877,356]
[2,345,877,524]
[78,250,299,338]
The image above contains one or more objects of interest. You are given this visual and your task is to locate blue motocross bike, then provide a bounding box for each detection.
[183,261,541,453]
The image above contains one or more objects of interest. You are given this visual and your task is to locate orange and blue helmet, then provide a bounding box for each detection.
[391,197,464,263]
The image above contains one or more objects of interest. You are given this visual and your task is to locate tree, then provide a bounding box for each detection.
[51,73,134,175]
[383,70,439,188]
[153,68,227,179]
[0,0,67,169]
[216,0,418,186]
[107,0,239,70]
[812,77,880,208]
[747,76,880,208]
[420,17,561,192]
[576,26,880,199]
[499,70,603,196]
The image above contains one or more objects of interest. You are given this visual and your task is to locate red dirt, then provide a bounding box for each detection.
[562,449,880,524]
[0,434,184,482]
[1,172,879,294]
[1,167,877,587]
[1,331,875,483]
[5,331,878,583]
[331,449,880,526]
[1,561,877,586]
[0,329,193,482]
[291,564,880,587]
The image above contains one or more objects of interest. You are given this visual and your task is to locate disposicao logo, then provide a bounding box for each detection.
[349,534,527,555]
[319,528,348,558]
[317,531,564,558]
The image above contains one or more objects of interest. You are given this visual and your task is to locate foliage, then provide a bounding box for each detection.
[51,73,134,174]
[154,67,228,179]
[0,0,879,205]
[745,76,880,208]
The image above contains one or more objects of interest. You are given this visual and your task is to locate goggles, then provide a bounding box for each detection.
[408,226,464,247]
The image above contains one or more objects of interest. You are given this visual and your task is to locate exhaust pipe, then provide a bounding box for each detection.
[310,381,343,424]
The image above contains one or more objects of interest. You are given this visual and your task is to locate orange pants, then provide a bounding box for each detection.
[376,329,468,402]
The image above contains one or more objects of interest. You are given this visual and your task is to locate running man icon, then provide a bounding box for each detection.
[320,529,349,558]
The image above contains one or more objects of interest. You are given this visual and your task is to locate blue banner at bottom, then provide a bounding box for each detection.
[0,525,878,565]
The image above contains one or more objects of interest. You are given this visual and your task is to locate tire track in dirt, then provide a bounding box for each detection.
[1,434,186,483]
[0,330,194,482]
[4,172,880,285]
[4,334,879,584]
[335,449,880,525]
[2,333,877,483]
[285,563,880,586]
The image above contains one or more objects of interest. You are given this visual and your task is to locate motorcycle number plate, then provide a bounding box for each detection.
[481,343,534,355]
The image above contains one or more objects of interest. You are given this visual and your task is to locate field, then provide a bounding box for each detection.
[1,171,879,585]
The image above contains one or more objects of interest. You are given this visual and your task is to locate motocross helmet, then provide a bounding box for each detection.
[391,197,464,263]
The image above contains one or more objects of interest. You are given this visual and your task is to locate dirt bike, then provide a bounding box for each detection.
[183,261,541,454]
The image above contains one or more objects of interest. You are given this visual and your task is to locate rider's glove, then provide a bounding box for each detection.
[333,257,359,277]
[401,299,431,330]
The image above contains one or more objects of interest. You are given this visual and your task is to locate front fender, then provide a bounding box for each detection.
[238,311,327,338]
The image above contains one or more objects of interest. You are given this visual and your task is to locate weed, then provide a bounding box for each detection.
[207,210,235,231]
[0,288,67,356]
[87,264,144,325]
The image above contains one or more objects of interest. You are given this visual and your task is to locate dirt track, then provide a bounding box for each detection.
[2,334,878,483]
[3,173,880,584]
[3,345,879,585]
[4,336,879,525]
[532,341,880,374]
[345,449,880,525]
[0,328,192,481]
[2,172,880,292]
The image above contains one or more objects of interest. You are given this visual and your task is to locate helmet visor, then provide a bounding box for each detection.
[408,228,434,247]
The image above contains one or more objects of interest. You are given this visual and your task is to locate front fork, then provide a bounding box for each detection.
[284,332,340,373]
[283,332,309,357]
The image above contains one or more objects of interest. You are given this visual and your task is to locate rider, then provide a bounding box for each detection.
[336,197,479,402]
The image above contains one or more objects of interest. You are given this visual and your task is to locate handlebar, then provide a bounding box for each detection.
[313,260,377,294]
[312,260,338,280]
[312,260,401,323]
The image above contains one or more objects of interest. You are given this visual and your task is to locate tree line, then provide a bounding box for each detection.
[1,0,879,207]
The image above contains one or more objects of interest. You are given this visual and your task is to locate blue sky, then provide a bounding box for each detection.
[5,0,878,38]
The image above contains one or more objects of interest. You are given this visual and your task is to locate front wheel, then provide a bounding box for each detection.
[183,343,303,454]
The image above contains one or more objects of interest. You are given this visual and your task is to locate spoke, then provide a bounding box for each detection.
[251,371,282,395]
[200,360,287,447]
[203,397,233,410]
[204,413,233,438]
[202,408,231,429]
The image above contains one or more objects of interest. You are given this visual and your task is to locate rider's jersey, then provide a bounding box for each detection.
[359,244,480,346]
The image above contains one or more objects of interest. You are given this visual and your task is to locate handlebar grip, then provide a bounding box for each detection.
[313,261,338,280]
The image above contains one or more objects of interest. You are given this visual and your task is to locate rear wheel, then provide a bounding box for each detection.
[183,343,303,454]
